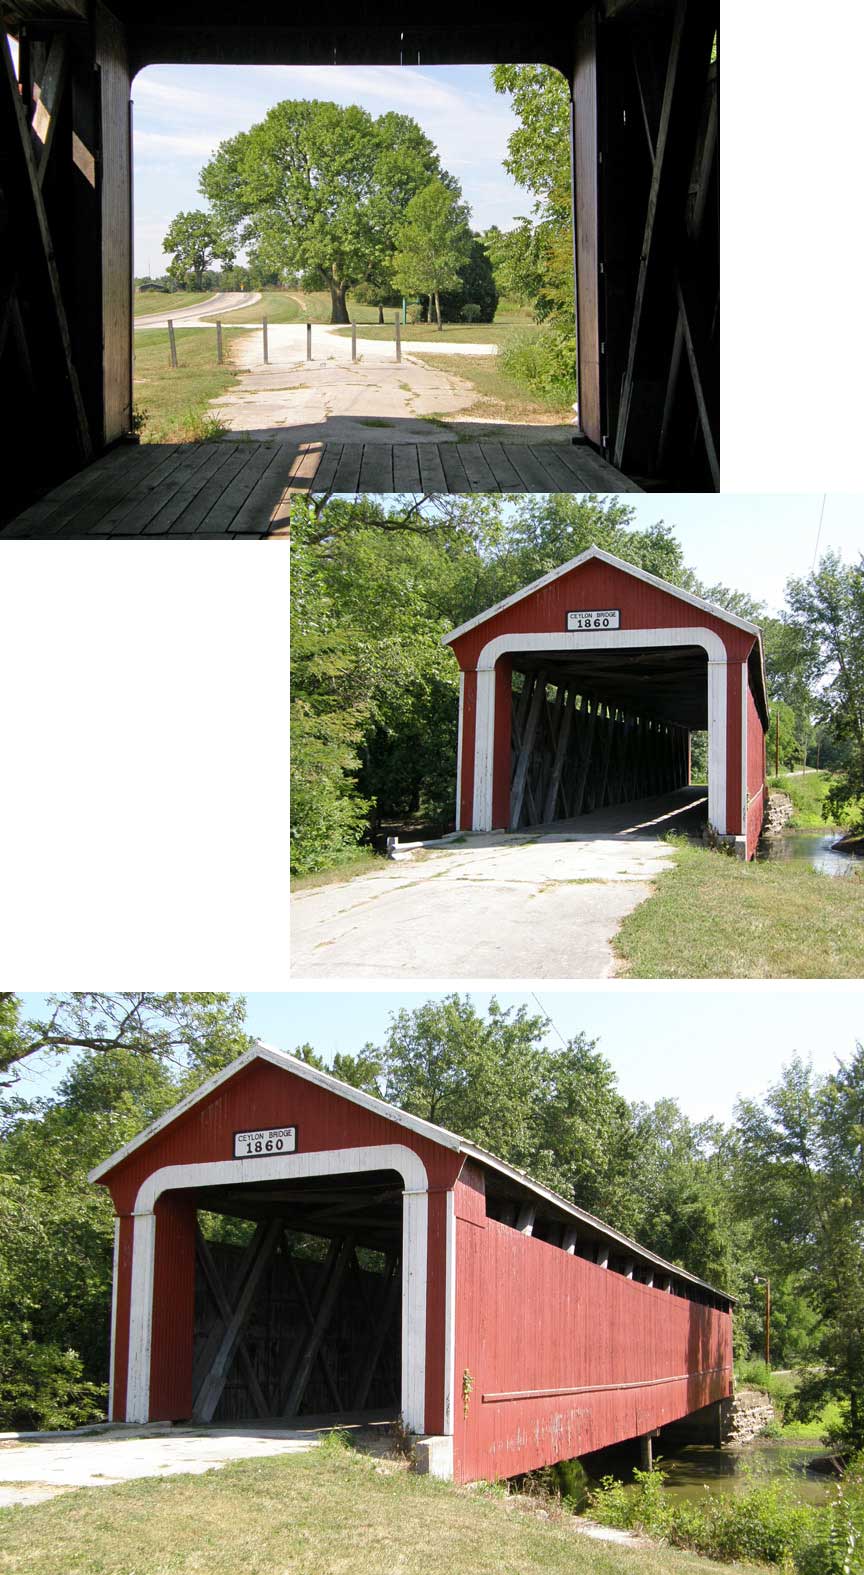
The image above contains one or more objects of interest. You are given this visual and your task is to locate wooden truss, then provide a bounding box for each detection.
[592,0,719,488]
[192,1224,401,1425]
[509,670,689,831]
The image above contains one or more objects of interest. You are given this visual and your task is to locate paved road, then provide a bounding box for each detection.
[0,1423,322,1505]
[291,789,705,979]
[134,291,261,329]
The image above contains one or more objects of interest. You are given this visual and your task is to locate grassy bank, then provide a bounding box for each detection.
[333,322,514,344]
[614,838,864,978]
[134,290,212,317]
[133,326,251,443]
[414,350,574,427]
[769,770,837,828]
[0,1439,767,1575]
[291,850,383,890]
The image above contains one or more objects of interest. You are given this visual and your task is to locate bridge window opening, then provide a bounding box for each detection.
[507,646,710,835]
[188,1169,403,1427]
[129,60,577,449]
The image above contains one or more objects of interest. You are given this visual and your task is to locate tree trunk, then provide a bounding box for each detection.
[377,304,384,325]
[329,278,350,325]
[434,291,442,330]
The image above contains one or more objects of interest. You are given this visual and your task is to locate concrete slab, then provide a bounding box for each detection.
[0,1424,323,1504]
[291,790,704,979]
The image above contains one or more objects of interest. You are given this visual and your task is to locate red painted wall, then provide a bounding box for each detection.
[746,684,767,859]
[452,1180,732,1484]
[100,1060,461,1428]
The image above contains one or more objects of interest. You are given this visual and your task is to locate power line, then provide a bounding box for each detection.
[531,992,567,1049]
[811,493,827,571]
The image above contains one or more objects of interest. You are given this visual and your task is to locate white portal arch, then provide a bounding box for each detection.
[470,627,730,834]
[125,1143,430,1431]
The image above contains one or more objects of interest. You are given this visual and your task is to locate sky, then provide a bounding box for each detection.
[132,64,524,278]
[12,989,861,1127]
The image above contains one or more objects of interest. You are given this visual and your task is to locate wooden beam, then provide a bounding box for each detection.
[194,1227,270,1420]
[562,1227,578,1255]
[281,1236,355,1418]
[31,35,68,186]
[542,685,576,822]
[193,1219,282,1423]
[352,1255,400,1410]
[192,1221,269,1401]
[284,1238,344,1413]
[516,1204,536,1236]
[1,33,91,461]
[509,670,547,830]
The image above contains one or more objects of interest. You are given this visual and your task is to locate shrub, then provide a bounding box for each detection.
[0,1324,106,1432]
[499,325,577,408]
[460,303,482,322]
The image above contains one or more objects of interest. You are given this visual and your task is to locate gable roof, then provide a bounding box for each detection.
[442,546,763,646]
[89,1041,733,1304]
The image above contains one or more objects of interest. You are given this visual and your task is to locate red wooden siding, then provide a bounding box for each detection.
[453,1200,732,1484]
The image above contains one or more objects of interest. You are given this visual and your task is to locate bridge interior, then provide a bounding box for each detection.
[507,645,705,832]
[188,1169,402,1426]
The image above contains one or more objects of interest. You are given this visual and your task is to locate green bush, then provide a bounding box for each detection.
[499,325,577,408]
[591,1462,864,1574]
[0,1323,106,1432]
[460,303,482,322]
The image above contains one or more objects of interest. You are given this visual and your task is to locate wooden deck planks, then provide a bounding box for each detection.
[0,436,640,536]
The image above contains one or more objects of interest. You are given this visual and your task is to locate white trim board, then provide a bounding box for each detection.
[468,627,729,834]
[443,546,763,646]
[125,1144,430,1431]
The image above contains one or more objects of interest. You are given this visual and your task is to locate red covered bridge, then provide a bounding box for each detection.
[445,547,768,859]
[91,1045,734,1483]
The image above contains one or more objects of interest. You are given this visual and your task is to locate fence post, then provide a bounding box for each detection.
[306,321,312,361]
[215,321,223,365]
[167,319,177,368]
[351,321,357,362]
[262,316,269,365]
[395,316,401,363]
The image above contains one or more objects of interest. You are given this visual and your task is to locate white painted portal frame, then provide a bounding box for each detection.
[470,627,731,835]
[124,1144,433,1436]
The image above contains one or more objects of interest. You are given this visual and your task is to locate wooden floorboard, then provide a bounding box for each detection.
[0,437,639,536]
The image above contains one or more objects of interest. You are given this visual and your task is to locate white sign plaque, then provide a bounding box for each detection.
[233,1126,297,1159]
[566,608,621,631]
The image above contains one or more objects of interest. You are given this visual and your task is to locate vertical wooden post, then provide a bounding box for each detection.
[351,321,357,361]
[167,319,177,368]
[215,320,223,364]
[596,1244,610,1269]
[395,316,401,362]
[562,1227,578,1255]
[640,1434,653,1471]
[262,316,269,364]
[306,321,312,361]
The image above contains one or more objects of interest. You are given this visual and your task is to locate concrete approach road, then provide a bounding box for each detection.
[291,789,706,980]
[0,1422,322,1506]
[134,291,261,329]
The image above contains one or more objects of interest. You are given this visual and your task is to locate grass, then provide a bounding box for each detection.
[613,836,864,978]
[735,1363,844,1442]
[133,325,252,443]
[133,290,212,317]
[332,321,517,344]
[413,349,574,426]
[291,850,384,891]
[0,1440,769,1575]
[768,770,837,828]
[218,290,385,325]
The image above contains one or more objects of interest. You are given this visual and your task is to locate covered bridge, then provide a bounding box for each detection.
[91,1043,734,1484]
[445,547,768,859]
[2,0,717,523]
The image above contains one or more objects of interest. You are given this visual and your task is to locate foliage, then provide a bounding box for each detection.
[0,1322,105,1431]
[499,324,577,407]
[199,101,455,323]
[437,236,499,324]
[785,554,864,833]
[734,1049,864,1451]
[163,209,234,290]
[392,181,473,329]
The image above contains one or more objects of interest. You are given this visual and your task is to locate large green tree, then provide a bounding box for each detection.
[199,102,455,323]
[734,1048,864,1449]
[392,181,472,330]
[785,553,864,830]
[162,209,233,290]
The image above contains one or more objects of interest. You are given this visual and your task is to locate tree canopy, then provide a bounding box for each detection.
[162,209,234,290]
[198,101,458,323]
[392,181,472,329]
